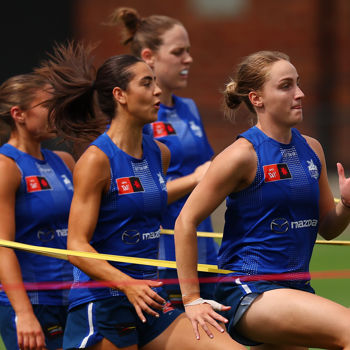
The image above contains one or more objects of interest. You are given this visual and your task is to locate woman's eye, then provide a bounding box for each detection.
[172,49,184,56]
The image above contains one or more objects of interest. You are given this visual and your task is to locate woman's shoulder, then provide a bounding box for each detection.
[300,134,324,160]
[216,137,256,169]
[0,153,21,189]
[53,150,75,172]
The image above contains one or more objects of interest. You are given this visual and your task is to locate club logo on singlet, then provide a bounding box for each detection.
[189,121,203,137]
[25,176,52,192]
[263,163,292,182]
[307,159,319,179]
[151,121,176,138]
[116,177,144,195]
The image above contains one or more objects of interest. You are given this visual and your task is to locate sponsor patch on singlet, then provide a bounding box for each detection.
[25,176,52,192]
[116,176,144,194]
[263,163,292,182]
[151,122,176,138]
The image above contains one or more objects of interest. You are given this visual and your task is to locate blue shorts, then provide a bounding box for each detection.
[159,269,217,309]
[63,293,182,349]
[0,304,68,350]
[215,278,315,346]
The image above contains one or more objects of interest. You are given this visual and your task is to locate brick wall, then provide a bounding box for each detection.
[74,0,350,168]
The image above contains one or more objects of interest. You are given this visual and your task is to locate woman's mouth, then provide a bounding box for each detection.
[180,69,189,76]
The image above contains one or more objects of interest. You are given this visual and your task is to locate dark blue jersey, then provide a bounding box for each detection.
[0,144,73,305]
[69,133,168,309]
[219,127,321,280]
[144,95,217,264]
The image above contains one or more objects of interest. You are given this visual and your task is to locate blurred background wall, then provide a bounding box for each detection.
[1,0,350,169]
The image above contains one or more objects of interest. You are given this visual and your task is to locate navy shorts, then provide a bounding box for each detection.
[63,293,182,349]
[0,304,68,350]
[159,269,217,309]
[215,278,315,346]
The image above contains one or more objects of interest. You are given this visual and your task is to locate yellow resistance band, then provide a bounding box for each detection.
[0,239,232,274]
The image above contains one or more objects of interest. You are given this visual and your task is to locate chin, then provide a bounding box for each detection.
[295,113,303,124]
[288,111,303,125]
[172,80,188,91]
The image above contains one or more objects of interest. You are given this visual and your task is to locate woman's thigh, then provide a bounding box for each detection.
[142,313,246,350]
[251,344,307,350]
[87,338,137,350]
[237,288,350,349]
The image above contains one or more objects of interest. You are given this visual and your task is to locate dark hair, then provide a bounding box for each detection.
[224,51,290,116]
[0,73,48,131]
[36,41,143,142]
[107,7,182,57]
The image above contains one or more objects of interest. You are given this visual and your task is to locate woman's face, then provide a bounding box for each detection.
[21,87,55,141]
[152,24,193,94]
[259,59,305,127]
[122,62,161,124]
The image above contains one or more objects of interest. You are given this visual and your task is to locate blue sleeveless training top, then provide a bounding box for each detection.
[0,144,73,305]
[69,133,168,309]
[144,95,217,264]
[219,127,321,281]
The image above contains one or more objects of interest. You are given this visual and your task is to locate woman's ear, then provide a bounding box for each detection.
[112,86,126,105]
[10,106,25,124]
[248,91,263,108]
[141,48,155,68]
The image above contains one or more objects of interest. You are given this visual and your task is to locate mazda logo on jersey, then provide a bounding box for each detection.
[116,177,144,195]
[122,230,141,244]
[151,121,176,138]
[25,176,52,192]
[263,163,292,182]
[270,218,289,233]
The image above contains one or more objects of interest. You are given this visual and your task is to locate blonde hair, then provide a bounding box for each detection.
[224,51,290,116]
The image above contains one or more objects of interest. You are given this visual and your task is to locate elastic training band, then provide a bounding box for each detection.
[0,239,233,274]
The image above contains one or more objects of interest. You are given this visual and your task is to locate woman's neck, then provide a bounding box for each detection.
[107,118,144,159]
[8,133,43,159]
[159,87,174,107]
[255,121,292,144]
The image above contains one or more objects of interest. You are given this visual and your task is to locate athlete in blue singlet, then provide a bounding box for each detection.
[37,43,244,350]
[113,7,218,306]
[174,51,350,348]
[0,74,75,350]
[67,132,169,311]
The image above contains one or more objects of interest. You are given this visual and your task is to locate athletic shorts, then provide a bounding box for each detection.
[159,269,217,309]
[63,293,182,349]
[0,304,68,350]
[214,278,315,346]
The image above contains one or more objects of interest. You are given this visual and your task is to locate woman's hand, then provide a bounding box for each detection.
[337,162,350,208]
[184,299,230,339]
[121,278,165,322]
[16,311,47,350]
